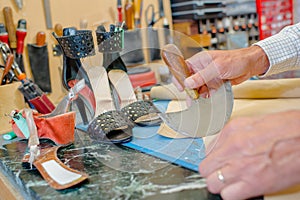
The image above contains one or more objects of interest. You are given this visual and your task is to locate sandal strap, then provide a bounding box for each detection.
[87,110,134,141]
[96,29,123,53]
[121,100,161,122]
[53,30,95,59]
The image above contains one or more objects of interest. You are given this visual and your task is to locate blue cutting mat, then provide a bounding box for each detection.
[123,126,205,172]
[78,101,206,172]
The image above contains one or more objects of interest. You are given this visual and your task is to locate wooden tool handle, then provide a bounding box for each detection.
[161,44,199,99]
[54,24,63,37]
[134,0,142,19]
[36,31,46,46]
[125,0,134,29]
[0,54,14,85]
[3,7,17,49]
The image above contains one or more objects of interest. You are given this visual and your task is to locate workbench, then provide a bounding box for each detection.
[1,79,300,200]
[0,129,221,200]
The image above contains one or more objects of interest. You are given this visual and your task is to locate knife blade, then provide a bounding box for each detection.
[159,81,233,137]
[160,44,233,137]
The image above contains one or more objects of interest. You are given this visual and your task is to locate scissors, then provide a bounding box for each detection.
[145,4,161,27]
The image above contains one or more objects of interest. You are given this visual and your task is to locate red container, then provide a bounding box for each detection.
[256,0,293,40]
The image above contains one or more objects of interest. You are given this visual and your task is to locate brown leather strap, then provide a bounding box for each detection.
[26,146,88,190]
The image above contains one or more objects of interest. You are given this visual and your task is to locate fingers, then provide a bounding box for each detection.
[171,76,184,92]
[185,52,222,87]
[186,51,213,72]
[202,155,267,200]
[205,164,232,194]
[205,117,254,153]
[221,181,260,200]
[184,66,219,89]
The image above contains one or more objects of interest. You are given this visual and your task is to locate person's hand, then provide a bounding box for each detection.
[173,45,270,98]
[199,110,300,200]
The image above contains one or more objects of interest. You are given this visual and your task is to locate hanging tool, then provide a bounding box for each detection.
[0,42,24,81]
[16,19,27,73]
[42,0,53,29]
[0,54,14,85]
[0,23,9,45]
[1,42,55,113]
[52,24,63,56]
[158,0,164,18]
[117,0,122,24]
[3,7,17,49]
[36,31,46,46]
[145,2,161,60]
[133,0,142,28]
[124,0,134,29]
[14,0,23,10]
[0,42,16,83]
[145,4,160,27]
[27,31,52,93]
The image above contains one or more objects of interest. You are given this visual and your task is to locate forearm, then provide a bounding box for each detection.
[245,45,270,76]
[254,23,300,76]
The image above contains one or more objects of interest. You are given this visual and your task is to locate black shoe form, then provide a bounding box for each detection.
[53,27,96,125]
[61,27,93,91]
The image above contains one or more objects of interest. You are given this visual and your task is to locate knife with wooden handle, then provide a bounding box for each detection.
[161,44,199,99]
[36,31,46,46]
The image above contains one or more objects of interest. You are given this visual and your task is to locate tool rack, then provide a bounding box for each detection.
[171,0,294,50]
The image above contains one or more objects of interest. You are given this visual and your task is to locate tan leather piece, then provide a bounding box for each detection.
[233,78,300,99]
[150,83,187,100]
[12,111,76,145]
[28,146,88,190]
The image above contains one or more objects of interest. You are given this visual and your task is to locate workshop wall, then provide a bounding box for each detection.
[0,0,172,104]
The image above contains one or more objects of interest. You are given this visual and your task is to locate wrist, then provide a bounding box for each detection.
[248,45,270,76]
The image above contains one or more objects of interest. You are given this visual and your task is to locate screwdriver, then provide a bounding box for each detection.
[117,0,122,24]
[16,19,27,73]
[0,23,9,45]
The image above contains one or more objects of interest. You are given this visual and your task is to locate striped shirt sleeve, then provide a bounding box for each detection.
[254,23,300,77]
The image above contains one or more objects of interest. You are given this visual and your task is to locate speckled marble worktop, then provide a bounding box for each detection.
[0,129,223,200]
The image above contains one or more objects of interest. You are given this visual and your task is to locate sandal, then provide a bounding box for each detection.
[86,66,134,143]
[22,144,88,190]
[96,24,161,126]
[53,27,96,125]
[108,69,161,126]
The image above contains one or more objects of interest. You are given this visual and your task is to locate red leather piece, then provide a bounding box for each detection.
[12,111,76,145]
[128,71,157,89]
